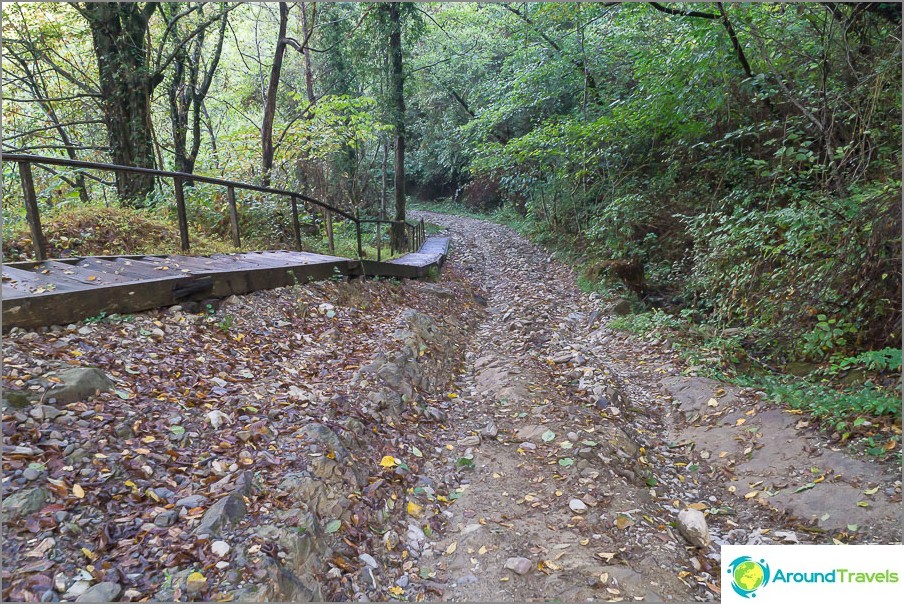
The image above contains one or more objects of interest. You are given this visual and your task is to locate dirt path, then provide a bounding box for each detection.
[409,211,901,602]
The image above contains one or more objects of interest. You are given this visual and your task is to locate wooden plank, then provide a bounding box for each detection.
[2,266,90,293]
[3,283,26,300]
[38,260,136,285]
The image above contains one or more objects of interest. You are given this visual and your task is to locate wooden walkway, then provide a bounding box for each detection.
[1,237,449,330]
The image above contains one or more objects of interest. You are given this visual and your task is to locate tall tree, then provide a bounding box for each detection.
[76,2,160,202]
[73,2,229,203]
[383,2,408,250]
[261,2,290,187]
[166,3,228,184]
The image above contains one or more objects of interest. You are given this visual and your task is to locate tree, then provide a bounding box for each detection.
[73,2,229,203]
[381,2,408,250]
[166,3,229,184]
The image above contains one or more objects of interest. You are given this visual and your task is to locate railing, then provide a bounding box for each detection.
[0,153,425,263]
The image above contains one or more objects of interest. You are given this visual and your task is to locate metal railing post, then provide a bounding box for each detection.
[226,185,241,248]
[376,221,382,262]
[290,196,302,251]
[355,209,363,259]
[325,209,335,254]
[173,176,190,252]
[19,161,47,262]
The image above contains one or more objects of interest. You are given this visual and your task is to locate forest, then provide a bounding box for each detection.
[4,1,901,423]
[2,3,902,602]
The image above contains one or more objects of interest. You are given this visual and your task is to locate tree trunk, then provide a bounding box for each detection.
[262,2,290,187]
[386,3,407,251]
[82,2,159,205]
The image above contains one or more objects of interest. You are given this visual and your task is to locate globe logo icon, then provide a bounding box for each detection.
[727,556,771,598]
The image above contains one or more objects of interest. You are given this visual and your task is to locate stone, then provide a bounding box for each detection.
[175,494,207,509]
[53,574,68,593]
[63,582,91,599]
[418,283,456,299]
[677,508,711,548]
[43,367,112,405]
[569,498,588,514]
[211,540,231,557]
[458,435,480,447]
[195,493,246,537]
[294,423,349,461]
[514,424,550,442]
[504,556,533,575]
[75,582,122,602]
[359,553,378,569]
[236,430,252,442]
[154,510,178,528]
[2,487,48,520]
[481,420,498,438]
[23,467,42,481]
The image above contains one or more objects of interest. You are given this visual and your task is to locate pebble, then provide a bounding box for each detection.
[359,553,378,569]
[154,510,178,528]
[23,467,42,481]
[519,442,536,450]
[176,494,207,509]
[211,540,231,557]
[569,498,588,514]
[396,575,410,588]
[504,556,533,575]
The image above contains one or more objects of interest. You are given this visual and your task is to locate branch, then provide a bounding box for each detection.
[648,2,719,19]
[152,4,241,83]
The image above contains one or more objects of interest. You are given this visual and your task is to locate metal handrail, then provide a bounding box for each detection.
[1,153,427,263]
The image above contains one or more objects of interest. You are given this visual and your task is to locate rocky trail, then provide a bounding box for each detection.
[2,212,900,602]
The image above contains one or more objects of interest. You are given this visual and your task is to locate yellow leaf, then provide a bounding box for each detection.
[407,501,423,518]
[864,487,879,495]
[856,501,870,508]
[745,491,759,499]
[579,538,589,546]
[388,586,404,596]
[124,480,136,488]
[478,545,487,555]
[445,542,457,555]
[379,455,398,468]
[142,435,156,444]
[81,547,96,560]
[447,393,458,399]
[72,484,85,499]
[736,418,747,426]
[688,502,708,511]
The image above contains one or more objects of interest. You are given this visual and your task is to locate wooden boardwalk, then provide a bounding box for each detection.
[2,237,449,330]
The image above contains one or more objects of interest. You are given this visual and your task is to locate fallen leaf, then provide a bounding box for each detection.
[863,487,879,495]
[445,542,457,555]
[325,519,342,533]
[379,455,398,468]
[72,484,85,499]
[744,491,758,499]
[541,430,556,443]
[407,501,423,518]
[388,586,404,596]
